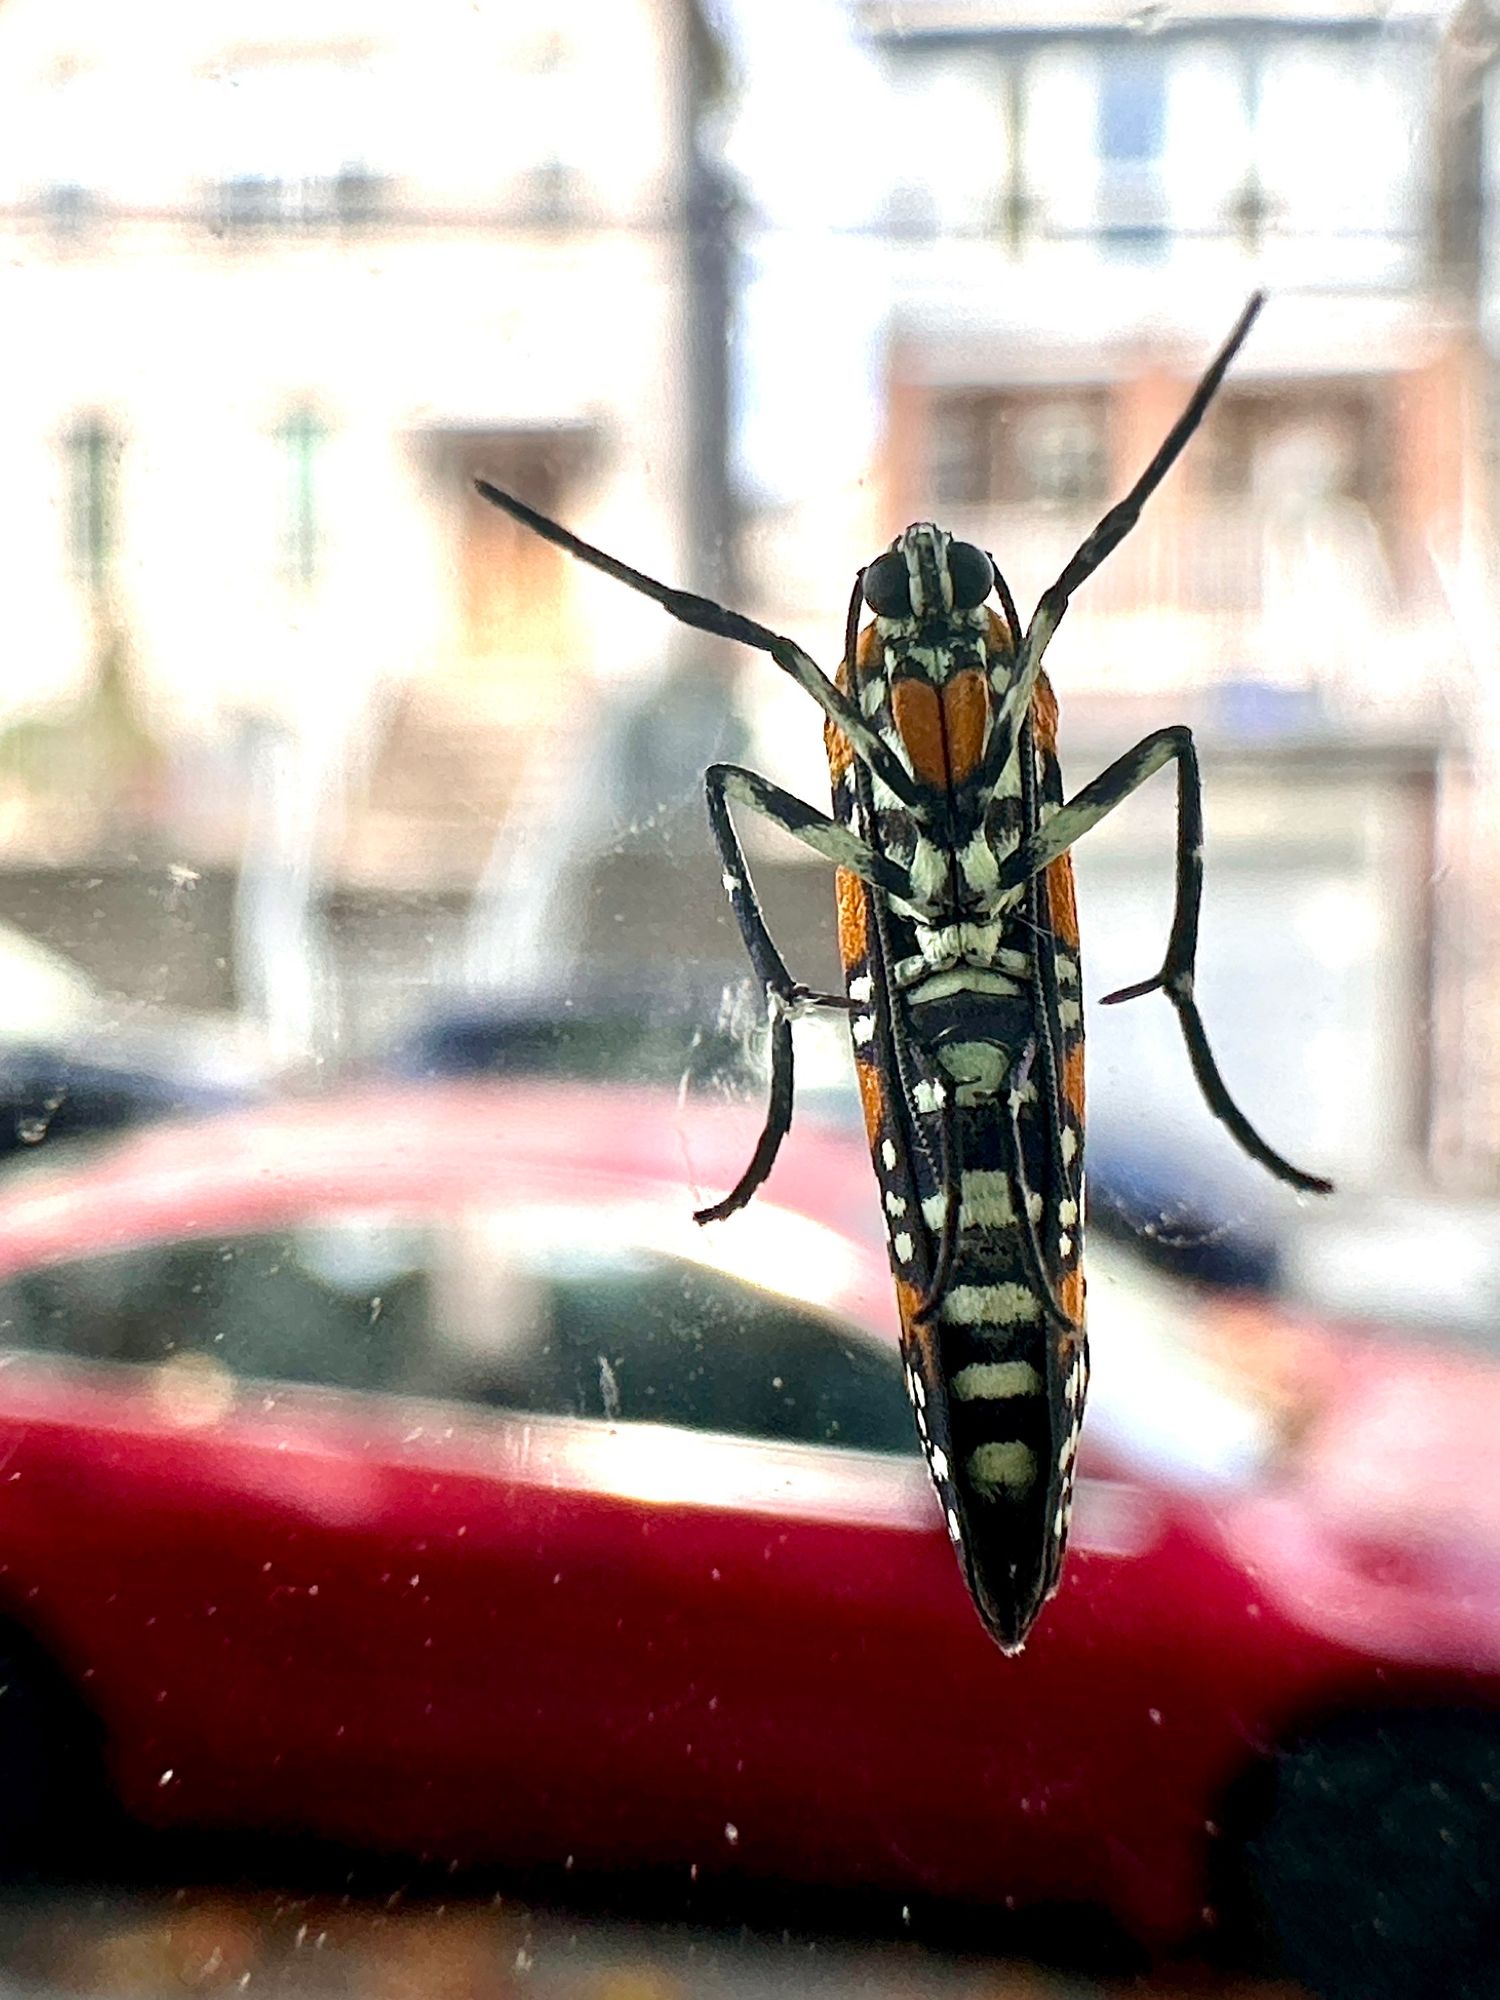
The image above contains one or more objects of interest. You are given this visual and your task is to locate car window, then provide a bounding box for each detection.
[433,1239,916,1454]
[0,1210,917,1455]
[0,1220,431,1392]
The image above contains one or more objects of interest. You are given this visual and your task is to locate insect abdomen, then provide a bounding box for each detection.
[910,1114,1071,1651]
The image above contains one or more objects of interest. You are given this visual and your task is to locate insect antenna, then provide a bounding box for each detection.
[987,558,1023,652]
[1029,292,1265,643]
[842,569,865,679]
[474,479,926,812]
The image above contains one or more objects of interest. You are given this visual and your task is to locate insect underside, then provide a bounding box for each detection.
[474,290,1330,1654]
[826,602,1089,1652]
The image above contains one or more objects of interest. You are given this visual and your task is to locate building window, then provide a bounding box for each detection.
[214,169,386,236]
[516,161,585,228]
[62,415,119,595]
[276,405,326,588]
[422,428,595,667]
[215,176,279,233]
[1197,386,1382,511]
[334,165,385,229]
[1096,48,1167,259]
[929,389,1109,511]
[38,183,97,241]
[1099,50,1165,166]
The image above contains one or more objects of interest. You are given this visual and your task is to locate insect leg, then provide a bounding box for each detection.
[709,765,915,901]
[695,763,875,1226]
[996,726,1332,1195]
[1002,1043,1082,1334]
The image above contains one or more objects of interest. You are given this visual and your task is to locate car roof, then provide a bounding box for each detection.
[0,1081,891,1315]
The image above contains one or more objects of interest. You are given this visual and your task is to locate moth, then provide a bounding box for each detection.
[476,290,1329,1652]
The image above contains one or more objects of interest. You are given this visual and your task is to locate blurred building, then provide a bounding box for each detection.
[0,0,726,896]
[1,0,1500,1198]
[859,0,1469,716]
[724,0,1499,1195]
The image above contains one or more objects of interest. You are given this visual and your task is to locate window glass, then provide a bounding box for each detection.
[0,1212,914,1454]
[460,1243,915,1453]
[0,1221,429,1389]
[0,0,1486,1988]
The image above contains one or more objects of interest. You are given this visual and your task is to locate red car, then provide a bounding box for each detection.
[0,1082,1492,1996]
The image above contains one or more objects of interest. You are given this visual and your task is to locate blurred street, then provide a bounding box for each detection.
[0,1885,1301,2000]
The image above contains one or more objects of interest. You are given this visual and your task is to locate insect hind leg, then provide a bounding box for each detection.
[998,726,1331,1196]
[1003,1041,1080,1335]
[696,762,851,1225]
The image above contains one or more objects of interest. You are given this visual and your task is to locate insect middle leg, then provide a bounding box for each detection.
[696,762,875,1225]
[995,726,1331,1194]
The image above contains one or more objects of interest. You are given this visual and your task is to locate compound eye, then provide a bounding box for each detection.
[947,542,994,612]
[863,551,911,619]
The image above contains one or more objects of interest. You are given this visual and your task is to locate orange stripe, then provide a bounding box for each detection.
[1062,1036,1085,1121]
[891,678,946,789]
[941,669,989,783]
[825,662,853,782]
[835,866,869,977]
[836,861,885,1154]
[855,1055,886,1152]
[987,606,1016,659]
[1047,852,1080,951]
[826,623,884,783]
[1032,670,1080,952]
[1060,1267,1085,1326]
[896,1283,939,1378]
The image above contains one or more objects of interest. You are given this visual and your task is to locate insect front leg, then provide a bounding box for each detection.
[995,726,1331,1195]
[697,762,894,1226]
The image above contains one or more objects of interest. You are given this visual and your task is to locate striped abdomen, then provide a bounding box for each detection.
[828,647,1088,1651]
